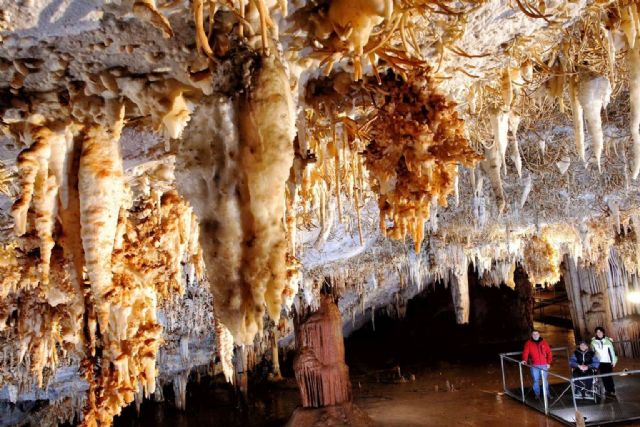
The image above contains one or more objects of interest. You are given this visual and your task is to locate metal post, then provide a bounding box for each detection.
[570,378,578,414]
[519,362,525,402]
[542,367,549,414]
[500,356,507,392]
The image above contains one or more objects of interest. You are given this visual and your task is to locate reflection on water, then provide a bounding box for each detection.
[114,376,300,427]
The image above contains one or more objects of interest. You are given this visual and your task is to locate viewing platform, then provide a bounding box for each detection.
[500,343,640,426]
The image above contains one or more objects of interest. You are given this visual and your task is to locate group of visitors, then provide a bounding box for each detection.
[520,327,618,400]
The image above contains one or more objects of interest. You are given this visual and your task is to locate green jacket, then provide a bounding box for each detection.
[590,336,618,365]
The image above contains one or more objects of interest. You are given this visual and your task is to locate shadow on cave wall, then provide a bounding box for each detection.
[345,264,535,374]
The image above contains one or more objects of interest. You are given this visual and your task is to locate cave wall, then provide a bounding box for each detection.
[344,263,534,370]
[562,251,640,356]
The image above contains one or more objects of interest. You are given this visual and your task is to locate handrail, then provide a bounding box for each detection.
[500,341,640,426]
[500,346,569,357]
[568,368,640,381]
[501,355,572,382]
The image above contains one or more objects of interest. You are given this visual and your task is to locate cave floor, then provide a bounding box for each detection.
[352,360,564,427]
[116,322,640,427]
[351,322,571,427]
[353,323,640,427]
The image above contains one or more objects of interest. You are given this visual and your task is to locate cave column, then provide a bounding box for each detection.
[513,264,534,334]
[562,252,640,356]
[293,294,351,407]
[562,254,589,340]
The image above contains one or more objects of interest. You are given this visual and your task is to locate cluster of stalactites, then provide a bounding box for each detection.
[365,70,480,252]
[0,119,85,391]
[3,96,203,425]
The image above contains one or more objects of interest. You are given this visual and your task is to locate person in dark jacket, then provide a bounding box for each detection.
[521,330,553,399]
[569,340,600,397]
[591,326,618,397]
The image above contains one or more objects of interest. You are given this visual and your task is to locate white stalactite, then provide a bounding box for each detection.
[569,78,586,163]
[520,173,532,209]
[508,113,522,178]
[578,76,612,173]
[490,111,509,174]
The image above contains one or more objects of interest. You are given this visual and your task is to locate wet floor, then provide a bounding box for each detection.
[115,322,588,427]
[351,322,571,427]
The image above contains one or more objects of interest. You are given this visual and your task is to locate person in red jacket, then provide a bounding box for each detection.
[521,330,553,400]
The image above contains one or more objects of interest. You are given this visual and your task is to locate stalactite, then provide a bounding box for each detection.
[215,313,235,384]
[491,110,509,174]
[569,77,586,163]
[508,113,522,178]
[178,55,295,346]
[520,173,532,209]
[522,233,561,285]
[578,76,611,172]
[78,101,126,333]
[480,136,506,213]
[449,262,470,324]
[629,40,640,179]
[173,370,189,411]
[237,55,295,339]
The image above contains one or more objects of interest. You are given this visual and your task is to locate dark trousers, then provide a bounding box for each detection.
[599,362,616,393]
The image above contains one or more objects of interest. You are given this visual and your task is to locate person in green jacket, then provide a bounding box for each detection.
[590,326,618,397]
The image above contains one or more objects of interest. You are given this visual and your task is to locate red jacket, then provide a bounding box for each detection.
[522,338,552,365]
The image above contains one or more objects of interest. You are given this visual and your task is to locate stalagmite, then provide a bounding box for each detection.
[293,295,351,407]
[173,371,190,410]
[5,1,640,425]
[578,76,612,172]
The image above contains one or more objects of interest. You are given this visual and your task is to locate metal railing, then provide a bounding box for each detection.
[499,342,640,426]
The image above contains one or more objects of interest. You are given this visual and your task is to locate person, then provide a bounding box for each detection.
[590,326,618,397]
[521,330,553,400]
[570,340,600,398]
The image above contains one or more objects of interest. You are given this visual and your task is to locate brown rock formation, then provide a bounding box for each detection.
[293,295,351,408]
